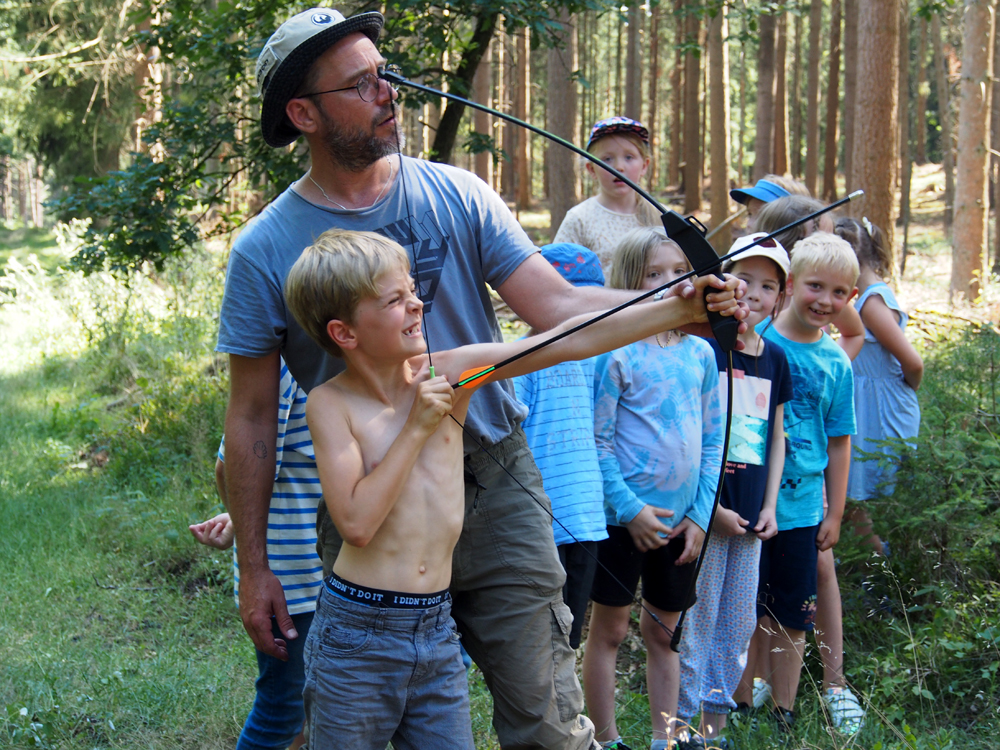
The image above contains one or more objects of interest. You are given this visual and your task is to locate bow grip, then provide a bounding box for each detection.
[660,212,739,353]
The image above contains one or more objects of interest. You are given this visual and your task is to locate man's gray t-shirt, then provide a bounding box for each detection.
[217,156,536,447]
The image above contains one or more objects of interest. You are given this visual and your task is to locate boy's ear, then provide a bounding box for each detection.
[584,161,595,177]
[849,286,859,303]
[326,319,357,351]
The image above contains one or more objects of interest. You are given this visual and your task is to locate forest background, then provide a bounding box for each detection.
[1,0,999,748]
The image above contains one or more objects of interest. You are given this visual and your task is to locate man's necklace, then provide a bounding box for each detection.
[307,157,394,210]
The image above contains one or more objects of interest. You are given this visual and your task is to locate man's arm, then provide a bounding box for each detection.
[224,352,288,659]
[495,252,747,339]
[817,434,851,551]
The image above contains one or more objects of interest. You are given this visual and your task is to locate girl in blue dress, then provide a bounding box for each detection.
[835,217,923,555]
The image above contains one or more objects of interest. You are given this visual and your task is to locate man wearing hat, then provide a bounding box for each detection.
[217,8,746,749]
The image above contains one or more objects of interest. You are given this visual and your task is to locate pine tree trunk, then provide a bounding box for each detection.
[499,36,513,198]
[547,10,580,239]
[992,14,1000,273]
[934,12,956,229]
[753,13,777,182]
[774,12,790,176]
[823,0,843,201]
[899,1,912,279]
[515,28,531,209]
[843,0,859,190]
[709,6,732,251]
[952,0,995,302]
[648,5,661,189]
[805,0,824,196]
[852,0,899,251]
[739,42,747,181]
[791,11,804,177]
[899,3,911,191]
[915,17,929,164]
[669,0,684,188]
[626,3,643,119]
[684,6,703,212]
[473,45,493,187]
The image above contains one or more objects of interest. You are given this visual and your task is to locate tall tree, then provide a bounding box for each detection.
[684,5,703,212]
[915,16,929,163]
[852,0,899,251]
[933,10,957,229]
[842,0,859,190]
[669,0,684,187]
[753,12,778,181]
[626,3,643,119]
[547,9,579,239]
[709,4,732,250]
[791,8,805,177]
[647,4,661,189]
[804,0,824,196]
[472,45,494,186]
[515,27,531,209]
[952,0,995,302]
[822,0,843,200]
[899,1,913,276]
[774,12,790,175]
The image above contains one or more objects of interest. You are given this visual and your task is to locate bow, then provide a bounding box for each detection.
[382,63,862,649]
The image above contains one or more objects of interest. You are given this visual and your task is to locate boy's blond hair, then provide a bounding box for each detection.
[608,227,684,290]
[788,232,860,287]
[284,229,411,358]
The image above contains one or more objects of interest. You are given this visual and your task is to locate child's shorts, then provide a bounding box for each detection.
[590,525,697,612]
[757,524,820,632]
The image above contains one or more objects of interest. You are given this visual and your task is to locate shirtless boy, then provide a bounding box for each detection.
[283,228,746,749]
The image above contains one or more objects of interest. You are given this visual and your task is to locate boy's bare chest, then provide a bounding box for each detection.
[351,399,463,475]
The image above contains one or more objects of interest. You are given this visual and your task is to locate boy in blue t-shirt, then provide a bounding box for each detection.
[513,243,609,649]
[751,232,858,730]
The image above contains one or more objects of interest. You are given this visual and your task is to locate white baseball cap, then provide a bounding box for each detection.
[724,232,790,278]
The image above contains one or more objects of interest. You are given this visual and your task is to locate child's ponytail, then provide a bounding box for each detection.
[834,217,894,281]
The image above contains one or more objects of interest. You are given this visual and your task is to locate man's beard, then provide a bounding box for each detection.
[318,102,405,172]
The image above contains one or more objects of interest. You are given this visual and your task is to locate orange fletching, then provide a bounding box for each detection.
[458,366,494,388]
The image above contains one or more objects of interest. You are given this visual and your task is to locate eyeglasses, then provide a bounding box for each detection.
[299,65,401,103]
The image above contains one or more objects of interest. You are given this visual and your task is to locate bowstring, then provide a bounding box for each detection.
[390,91,682,641]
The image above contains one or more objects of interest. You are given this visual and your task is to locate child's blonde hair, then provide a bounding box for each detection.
[755,195,827,251]
[284,229,411,358]
[608,227,685,290]
[789,232,860,287]
[834,217,894,281]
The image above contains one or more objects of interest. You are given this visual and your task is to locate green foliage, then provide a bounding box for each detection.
[52,0,605,275]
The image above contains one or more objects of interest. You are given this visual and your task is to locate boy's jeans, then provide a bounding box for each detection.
[237,611,313,750]
[302,588,474,750]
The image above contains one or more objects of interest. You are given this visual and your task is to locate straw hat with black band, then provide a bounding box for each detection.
[256,8,384,148]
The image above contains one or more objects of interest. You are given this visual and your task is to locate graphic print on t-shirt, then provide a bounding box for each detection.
[719,368,771,467]
[382,210,451,312]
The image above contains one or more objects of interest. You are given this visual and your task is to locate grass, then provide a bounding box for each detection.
[2,206,999,748]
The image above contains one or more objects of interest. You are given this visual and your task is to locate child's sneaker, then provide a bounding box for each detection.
[751,677,772,708]
[685,736,737,750]
[824,686,865,734]
[601,740,633,750]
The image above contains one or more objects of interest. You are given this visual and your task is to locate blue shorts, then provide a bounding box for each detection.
[303,584,474,750]
[590,525,697,612]
[757,524,820,632]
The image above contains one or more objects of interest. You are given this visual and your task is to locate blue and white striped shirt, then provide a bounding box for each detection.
[220,361,322,615]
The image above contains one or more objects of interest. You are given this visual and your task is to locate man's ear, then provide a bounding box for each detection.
[286,97,320,135]
[327,319,357,351]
